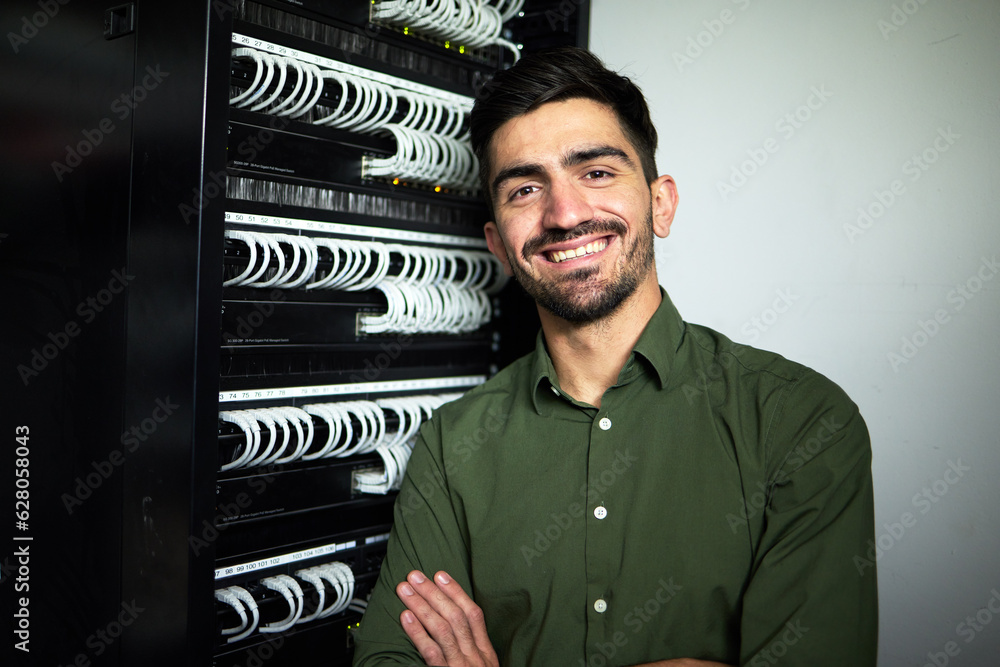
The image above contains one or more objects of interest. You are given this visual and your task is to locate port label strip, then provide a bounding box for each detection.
[225,211,488,248]
[215,538,356,580]
[219,375,486,404]
[232,33,474,109]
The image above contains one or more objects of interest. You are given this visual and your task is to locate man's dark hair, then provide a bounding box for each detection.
[470,46,659,212]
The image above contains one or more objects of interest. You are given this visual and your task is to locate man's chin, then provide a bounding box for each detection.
[511,256,643,323]
[536,287,632,323]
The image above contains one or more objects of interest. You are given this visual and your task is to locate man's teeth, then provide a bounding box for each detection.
[548,239,608,263]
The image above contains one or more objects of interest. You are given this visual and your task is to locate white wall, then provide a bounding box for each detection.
[590,1,1000,665]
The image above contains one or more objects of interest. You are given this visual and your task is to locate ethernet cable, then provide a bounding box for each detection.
[225,586,260,643]
[260,575,304,633]
[294,568,327,624]
[219,412,260,471]
[215,588,249,637]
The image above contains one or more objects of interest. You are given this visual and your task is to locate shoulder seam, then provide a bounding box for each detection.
[686,323,807,385]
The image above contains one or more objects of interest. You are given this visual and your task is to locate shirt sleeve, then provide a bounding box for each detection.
[353,416,472,667]
[738,371,878,667]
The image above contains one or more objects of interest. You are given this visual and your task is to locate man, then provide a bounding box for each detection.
[353,47,877,666]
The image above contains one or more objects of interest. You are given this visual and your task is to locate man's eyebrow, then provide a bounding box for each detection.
[564,145,634,169]
[491,162,544,199]
[491,145,634,199]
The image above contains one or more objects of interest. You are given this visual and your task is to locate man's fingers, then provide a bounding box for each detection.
[432,571,493,653]
[396,570,496,665]
[396,573,471,657]
[394,571,500,667]
[400,609,447,666]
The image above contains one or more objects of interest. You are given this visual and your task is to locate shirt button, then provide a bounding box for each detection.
[598,417,611,430]
[594,599,607,613]
[594,506,607,520]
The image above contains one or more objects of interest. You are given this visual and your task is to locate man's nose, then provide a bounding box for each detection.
[542,178,594,230]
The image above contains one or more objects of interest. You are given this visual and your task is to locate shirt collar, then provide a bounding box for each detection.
[530,288,685,414]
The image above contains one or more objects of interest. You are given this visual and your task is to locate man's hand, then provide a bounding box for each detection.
[635,661,733,666]
[396,570,499,667]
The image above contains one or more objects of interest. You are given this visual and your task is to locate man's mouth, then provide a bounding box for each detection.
[546,238,609,264]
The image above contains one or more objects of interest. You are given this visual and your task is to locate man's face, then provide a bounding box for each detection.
[483,98,674,323]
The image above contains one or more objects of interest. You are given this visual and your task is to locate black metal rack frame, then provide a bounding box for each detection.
[0,1,588,664]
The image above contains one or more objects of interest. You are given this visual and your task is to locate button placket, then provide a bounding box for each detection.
[585,406,618,646]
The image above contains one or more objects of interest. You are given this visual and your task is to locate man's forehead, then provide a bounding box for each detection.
[488,98,634,176]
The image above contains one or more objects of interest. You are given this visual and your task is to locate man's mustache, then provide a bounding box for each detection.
[521,219,628,262]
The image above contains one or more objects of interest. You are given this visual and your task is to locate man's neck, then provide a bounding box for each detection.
[539,277,662,408]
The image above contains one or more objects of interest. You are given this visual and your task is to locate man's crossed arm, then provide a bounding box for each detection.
[394,569,733,667]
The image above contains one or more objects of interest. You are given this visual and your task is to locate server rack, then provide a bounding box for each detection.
[1,1,588,665]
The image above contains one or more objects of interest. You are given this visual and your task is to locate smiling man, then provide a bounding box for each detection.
[353,48,877,667]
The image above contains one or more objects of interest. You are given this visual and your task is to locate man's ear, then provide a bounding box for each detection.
[484,222,515,277]
[650,174,679,239]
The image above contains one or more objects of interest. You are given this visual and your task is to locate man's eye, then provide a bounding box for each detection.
[512,185,537,199]
[585,170,611,179]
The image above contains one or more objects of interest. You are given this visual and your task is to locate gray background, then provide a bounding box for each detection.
[590,0,1000,665]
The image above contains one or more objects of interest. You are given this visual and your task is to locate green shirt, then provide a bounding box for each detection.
[353,290,877,666]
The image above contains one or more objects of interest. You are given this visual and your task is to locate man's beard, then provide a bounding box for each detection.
[506,210,655,323]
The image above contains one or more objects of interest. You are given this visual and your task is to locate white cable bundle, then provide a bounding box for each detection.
[230,48,324,119]
[229,46,478,190]
[353,393,461,494]
[223,231,319,289]
[218,407,315,472]
[365,123,478,190]
[224,232,504,293]
[215,586,260,643]
[303,562,355,619]
[214,561,356,644]
[219,393,461,476]
[223,230,507,335]
[357,243,504,335]
[359,280,493,334]
[259,575,305,633]
[372,0,524,62]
